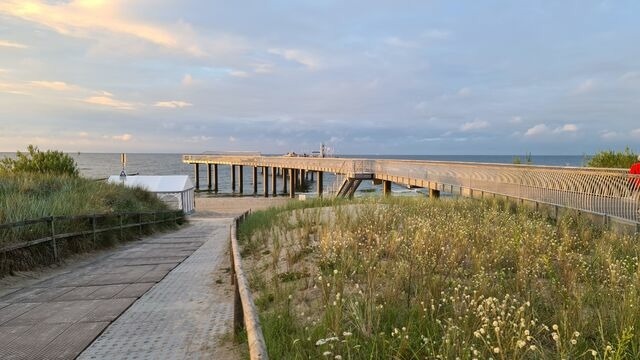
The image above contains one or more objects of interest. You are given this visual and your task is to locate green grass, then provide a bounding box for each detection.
[239,197,640,359]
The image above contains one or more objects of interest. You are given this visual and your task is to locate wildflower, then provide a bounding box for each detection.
[334,356,342,360]
[552,333,560,342]
[606,345,612,351]
[516,340,526,348]
[493,347,500,354]
[529,345,537,351]
[552,324,559,331]
[590,350,597,357]
[571,339,577,345]
[573,331,580,338]
[343,331,352,337]
[323,351,332,356]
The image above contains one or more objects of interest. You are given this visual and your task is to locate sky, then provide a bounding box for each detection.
[0,0,639,155]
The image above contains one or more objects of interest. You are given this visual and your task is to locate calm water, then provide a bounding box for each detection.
[0,152,588,195]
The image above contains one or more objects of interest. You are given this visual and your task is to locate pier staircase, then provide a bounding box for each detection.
[336,178,362,198]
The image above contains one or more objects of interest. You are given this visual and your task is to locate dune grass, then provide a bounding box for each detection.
[239,197,640,359]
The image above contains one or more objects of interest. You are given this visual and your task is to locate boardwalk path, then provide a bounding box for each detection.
[0,217,238,360]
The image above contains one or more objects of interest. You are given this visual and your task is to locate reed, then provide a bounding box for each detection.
[239,197,640,359]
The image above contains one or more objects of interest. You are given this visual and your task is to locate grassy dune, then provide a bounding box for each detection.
[0,173,168,224]
[239,197,640,359]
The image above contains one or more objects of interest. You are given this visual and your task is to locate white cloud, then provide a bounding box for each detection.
[84,93,135,110]
[268,48,321,70]
[0,39,27,48]
[228,136,236,142]
[573,79,595,94]
[554,123,578,133]
[154,100,192,108]
[457,87,472,97]
[181,74,194,86]
[253,63,274,74]
[422,29,451,40]
[112,133,133,141]
[229,70,249,78]
[509,116,523,124]
[460,120,488,132]
[383,36,418,48]
[631,128,640,137]
[524,124,549,137]
[78,131,89,137]
[600,130,617,140]
[620,71,640,81]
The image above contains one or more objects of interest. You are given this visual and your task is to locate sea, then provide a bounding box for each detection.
[0,153,589,195]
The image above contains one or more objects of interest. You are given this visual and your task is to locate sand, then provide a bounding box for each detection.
[193,196,294,218]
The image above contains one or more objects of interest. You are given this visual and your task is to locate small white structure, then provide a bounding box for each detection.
[108,175,195,214]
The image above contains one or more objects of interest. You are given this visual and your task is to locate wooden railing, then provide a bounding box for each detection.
[230,211,268,360]
[0,210,184,257]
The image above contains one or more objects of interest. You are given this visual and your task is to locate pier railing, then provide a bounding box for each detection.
[374,160,640,223]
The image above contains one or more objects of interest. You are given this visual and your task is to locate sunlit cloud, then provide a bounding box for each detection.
[0,39,27,48]
[229,70,249,78]
[524,124,549,137]
[525,123,578,137]
[554,124,578,133]
[573,79,595,94]
[268,48,321,70]
[253,63,274,74]
[154,100,192,108]
[30,80,77,91]
[509,116,523,124]
[112,133,133,141]
[84,93,135,110]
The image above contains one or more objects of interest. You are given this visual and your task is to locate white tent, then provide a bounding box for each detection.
[107,175,195,214]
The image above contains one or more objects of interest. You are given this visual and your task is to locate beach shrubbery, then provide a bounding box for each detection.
[239,197,640,359]
[0,145,79,176]
[586,147,638,168]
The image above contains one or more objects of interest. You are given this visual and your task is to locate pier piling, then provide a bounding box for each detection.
[239,165,244,193]
[271,167,277,196]
[263,167,269,197]
[383,180,392,196]
[213,164,218,192]
[252,166,258,195]
[317,171,323,197]
[231,165,236,192]
[194,164,200,190]
[289,169,296,198]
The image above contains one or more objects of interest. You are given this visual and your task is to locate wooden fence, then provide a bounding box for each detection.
[230,211,269,360]
[0,210,184,257]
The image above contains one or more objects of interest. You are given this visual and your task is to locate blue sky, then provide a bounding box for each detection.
[0,0,639,154]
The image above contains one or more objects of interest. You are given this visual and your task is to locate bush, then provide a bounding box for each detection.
[0,145,79,176]
[586,147,638,168]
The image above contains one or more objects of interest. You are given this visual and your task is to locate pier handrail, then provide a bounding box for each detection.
[230,211,268,359]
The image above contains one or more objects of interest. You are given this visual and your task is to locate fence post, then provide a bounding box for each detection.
[119,214,124,240]
[49,217,58,261]
[92,214,97,246]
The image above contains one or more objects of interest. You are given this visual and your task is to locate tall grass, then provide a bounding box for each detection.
[0,172,168,224]
[239,197,640,359]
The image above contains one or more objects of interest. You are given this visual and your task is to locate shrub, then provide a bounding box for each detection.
[0,145,79,176]
[586,147,638,168]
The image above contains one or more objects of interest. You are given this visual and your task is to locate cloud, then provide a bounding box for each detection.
[460,120,488,132]
[253,63,274,74]
[509,116,523,124]
[422,29,451,40]
[30,80,76,91]
[0,39,27,49]
[632,128,640,137]
[84,93,135,110]
[0,0,243,58]
[268,48,321,70]
[112,133,133,141]
[457,87,472,97]
[555,123,578,133]
[573,79,595,94]
[228,136,236,142]
[181,74,195,86]
[600,131,617,140]
[154,100,192,108]
[229,70,249,78]
[525,123,577,137]
[383,36,418,48]
[524,124,549,137]
[620,71,640,82]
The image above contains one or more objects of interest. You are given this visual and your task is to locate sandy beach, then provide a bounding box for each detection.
[193,196,294,218]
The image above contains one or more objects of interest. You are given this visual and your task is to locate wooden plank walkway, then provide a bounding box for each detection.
[0,220,227,360]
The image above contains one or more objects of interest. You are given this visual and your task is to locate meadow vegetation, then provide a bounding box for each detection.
[239,197,640,359]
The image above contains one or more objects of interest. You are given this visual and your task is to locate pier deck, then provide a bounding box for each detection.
[0,218,237,360]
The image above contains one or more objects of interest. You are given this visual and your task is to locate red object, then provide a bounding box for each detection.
[630,162,640,189]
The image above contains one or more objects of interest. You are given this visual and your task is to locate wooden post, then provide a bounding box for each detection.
[383,180,392,196]
[252,166,258,195]
[263,167,269,197]
[49,217,58,261]
[290,168,296,198]
[429,188,440,198]
[239,165,244,194]
[194,163,200,190]
[271,167,277,195]
[317,171,323,197]
[213,164,219,192]
[231,165,236,192]
[282,168,288,193]
[233,281,244,336]
[207,164,213,189]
